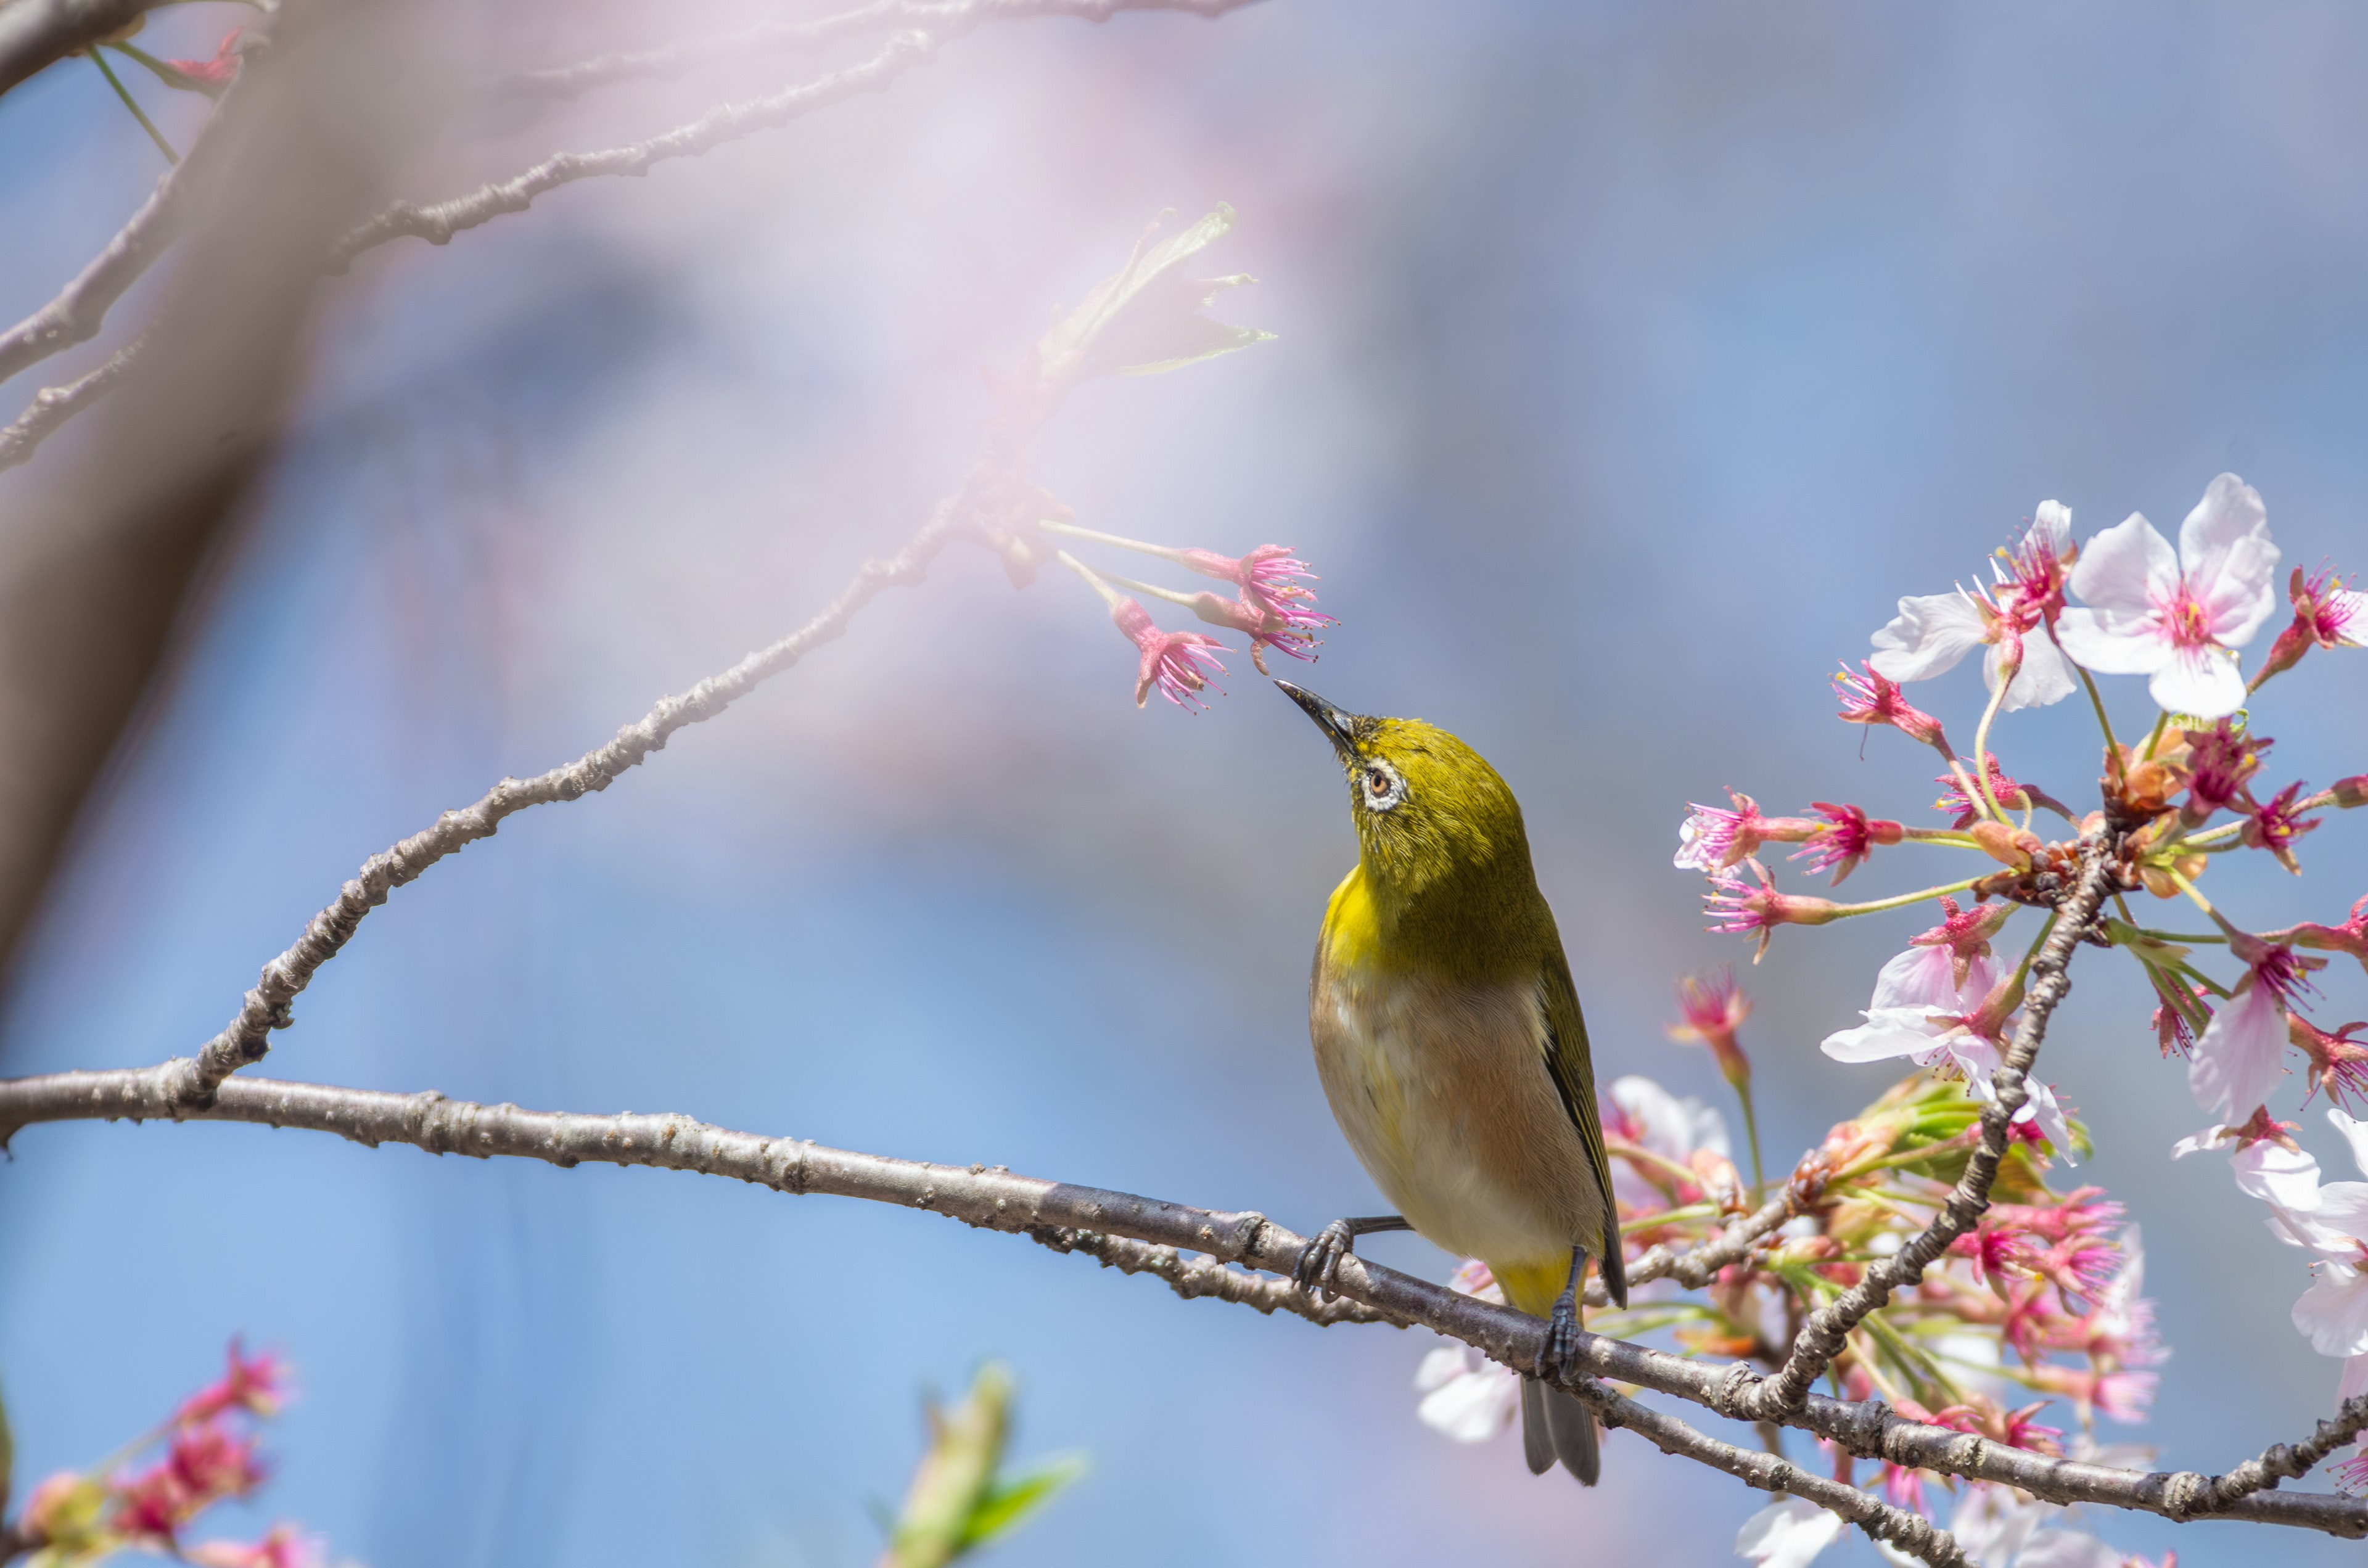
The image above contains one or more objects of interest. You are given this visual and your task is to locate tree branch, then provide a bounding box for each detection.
[1582,1377,1965,1568]
[509,0,1254,101]
[1720,834,2116,1422]
[3,1062,2361,1540]
[163,484,1010,1109]
[0,0,165,100]
[0,332,142,471]
[2170,1393,2368,1517]
[332,0,1259,271]
[0,74,239,386]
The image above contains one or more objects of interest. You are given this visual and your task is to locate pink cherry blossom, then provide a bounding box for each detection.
[1669,967,1752,1088]
[1413,1260,1523,1443]
[2243,781,2322,874]
[2189,935,2321,1120]
[165,31,244,93]
[1788,802,1901,886]
[2257,564,2368,684]
[1174,544,1327,630]
[2295,1016,2368,1114]
[1703,859,1838,962]
[175,1339,287,1426]
[2264,893,2368,979]
[1868,504,2081,712]
[1832,660,1951,750]
[1674,790,1818,871]
[2054,474,2281,718]
[1109,596,1227,710]
[186,1526,321,1568]
[1603,1073,1732,1212]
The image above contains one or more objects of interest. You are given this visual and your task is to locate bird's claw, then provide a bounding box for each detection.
[1294,1218,1358,1297]
[1539,1291,1582,1385]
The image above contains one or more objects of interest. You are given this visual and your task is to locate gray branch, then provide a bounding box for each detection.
[1582,1376,1965,1568]
[0,75,239,387]
[2,1064,2361,1540]
[0,334,142,471]
[168,487,986,1109]
[510,0,1254,101]
[2169,1394,2368,1517]
[1720,834,2116,1423]
[0,0,166,99]
[332,0,1258,271]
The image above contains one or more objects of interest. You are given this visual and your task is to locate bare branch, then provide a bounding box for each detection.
[0,75,239,387]
[1582,1376,1965,1568]
[165,486,1000,1109]
[0,333,142,472]
[0,0,165,99]
[511,0,1254,101]
[334,0,1260,270]
[3,1063,2361,1540]
[1721,834,2117,1422]
[1589,1188,1803,1310]
[2171,1393,2368,1517]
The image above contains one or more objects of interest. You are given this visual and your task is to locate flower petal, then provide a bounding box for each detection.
[2198,529,2282,648]
[2017,1530,2129,1568]
[2296,1266,2368,1357]
[2234,1138,2325,1211]
[2053,606,2169,675]
[2176,473,2270,608]
[2189,982,2288,1118]
[1822,1010,1947,1064]
[2147,643,2248,718]
[2334,1108,2368,1181]
[2069,511,2179,616]
[1735,1497,1844,1568]
[1870,944,1993,1013]
[1870,593,1989,682]
[1413,1352,1522,1442]
[1991,631,2079,712]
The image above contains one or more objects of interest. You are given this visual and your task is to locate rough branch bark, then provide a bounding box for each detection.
[3,1064,2359,1540]
[169,494,980,1108]
[0,334,142,471]
[0,0,165,99]
[1719,835,2116,1423]
[2171,1393,2368,1516]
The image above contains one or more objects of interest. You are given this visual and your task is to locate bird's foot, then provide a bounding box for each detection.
[1539,1286,1582,1385]
[1293,1218,1359,1297]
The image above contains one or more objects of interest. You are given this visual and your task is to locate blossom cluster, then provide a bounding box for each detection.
[7,1340,339,1568]
[1405,476,2365,1559]
[1413,1007,2161,1561]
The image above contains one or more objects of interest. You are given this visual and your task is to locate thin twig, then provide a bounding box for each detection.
[1719,834,2116,1423]
[511,0,1251,101]
[0,76,239,386]
[2173,1393,2368,1517]
[0,334,144,472]
[166,486,985,1109]
[0,0,168,100]
[1582,1378,1965,1567]
[2,1065,2360,1539]
[333,0,1257,271]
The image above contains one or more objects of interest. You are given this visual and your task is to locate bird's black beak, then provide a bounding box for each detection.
[1274,681,1362,756]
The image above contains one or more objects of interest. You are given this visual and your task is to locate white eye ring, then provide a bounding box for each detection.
[1360,761,1407,812]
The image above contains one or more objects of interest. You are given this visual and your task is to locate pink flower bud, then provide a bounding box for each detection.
[1668,967,1752,1088]
[1674,790,1819,872]
[2242,781,2322,873]
[2293,1015,2368,1114]
[164,31,244,95]
[1703,860,1840,963]
[1788,802,1902,886]
[1109,597,1227,710]
[1832,660,1950,750]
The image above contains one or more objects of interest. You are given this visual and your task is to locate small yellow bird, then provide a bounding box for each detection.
[1278,681,1627,1485]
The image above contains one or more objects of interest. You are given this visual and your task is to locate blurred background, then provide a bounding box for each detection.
[4,1,2368,1564]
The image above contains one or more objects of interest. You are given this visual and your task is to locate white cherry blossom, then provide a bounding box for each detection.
[1733,1496,1843,1568]
[1868,503,2079,713]
[1411,1260,1521,1443]
[2054,473,2280,718]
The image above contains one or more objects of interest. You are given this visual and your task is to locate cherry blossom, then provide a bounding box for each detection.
[1676,791,1819,872]
[1868,505,2081,713]
[1669,967,1753,1088]
[2054,474,2281,718]
[1703,859,1840,962]
[1733,1496,1843,1568]
[2256,564,2367,684]
[1411,1262,1521,1443]
[2187,935,2321,1120]
[1109,596,1227,710]
[1604,1073,1732,1212]
[1833,659,1952,750]
[1791,802,1902,886]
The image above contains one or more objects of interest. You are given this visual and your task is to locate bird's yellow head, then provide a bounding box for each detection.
[1276,681,1537,922]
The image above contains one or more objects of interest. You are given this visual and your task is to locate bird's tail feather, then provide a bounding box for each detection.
[1519,1377,1600,1486]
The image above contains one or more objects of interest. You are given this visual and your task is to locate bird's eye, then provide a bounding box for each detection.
[1360,763,1405,811]
[1367,771,1387,794]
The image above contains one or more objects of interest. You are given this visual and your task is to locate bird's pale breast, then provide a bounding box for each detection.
[1308,955,1608,1275]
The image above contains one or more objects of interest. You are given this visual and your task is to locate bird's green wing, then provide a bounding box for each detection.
[1539,945,1627,1308]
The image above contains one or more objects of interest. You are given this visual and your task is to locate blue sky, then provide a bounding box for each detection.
[5,4,2368,1565]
